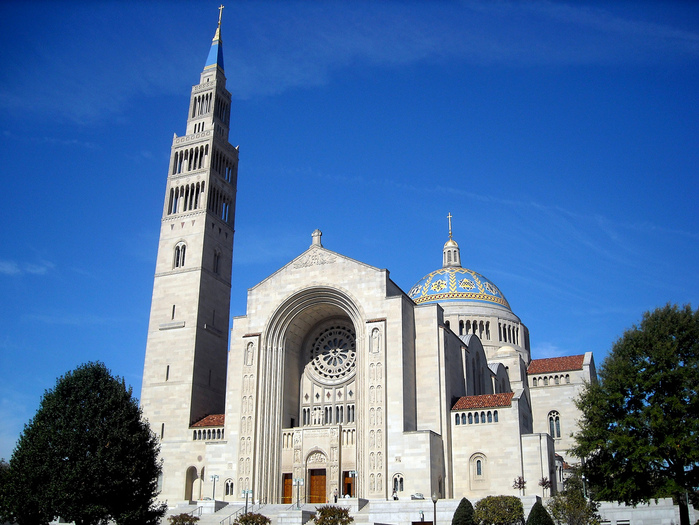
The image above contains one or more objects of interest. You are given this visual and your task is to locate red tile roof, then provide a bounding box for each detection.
[191,414,225,427]
[527,355,585,374]
[452,392,514,410]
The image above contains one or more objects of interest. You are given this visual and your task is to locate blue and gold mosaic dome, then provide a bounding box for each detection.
[408,267,511,310]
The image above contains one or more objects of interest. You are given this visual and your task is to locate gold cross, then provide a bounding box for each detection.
[447,212,453,239]
[218,4,224,25]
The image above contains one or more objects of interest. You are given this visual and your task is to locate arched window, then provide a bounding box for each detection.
[544,377,549,386]
[548,411,561,438]
[393,474,404,493]
[565,374,570,384]
[461,413,466,425]
[225,479,234,496]
[555,376,560,385]
[487,411,492,423]
[493,410,498,422]
[468,413,473,424]
[474,412,479,424]
[455,414,460,425]
[174,242,186,268]
[476,459,482,476]
[532,378,537,387]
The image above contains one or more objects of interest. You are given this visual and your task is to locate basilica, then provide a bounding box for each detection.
[139,15,596,510]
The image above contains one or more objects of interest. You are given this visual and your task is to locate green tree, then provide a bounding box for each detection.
[0,362,166,525]
[546,469,600,525]
[452,497,475,525]
[525,500,554,525]
[571,304,699,525]
[474,495,524,525]
[234,512,271,525]
[313,505,354,525]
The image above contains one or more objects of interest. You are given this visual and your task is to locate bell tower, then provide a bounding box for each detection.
[141,7,237,455]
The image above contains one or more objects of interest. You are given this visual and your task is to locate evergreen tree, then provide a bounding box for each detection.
[452,497,475,525]
[526,500,554,525]
[572,304,699,525]
[0,362,166,525]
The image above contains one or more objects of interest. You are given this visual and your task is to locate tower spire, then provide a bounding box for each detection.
[204,6,225,73]
[443,212,462,268]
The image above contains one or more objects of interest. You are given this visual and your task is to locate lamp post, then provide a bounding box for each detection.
[293,478,304,509]
[243,489,252,514]
[210,475,219,501]
[432,492,438,525]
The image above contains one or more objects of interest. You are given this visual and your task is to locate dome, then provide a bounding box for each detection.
[408,266,511,311]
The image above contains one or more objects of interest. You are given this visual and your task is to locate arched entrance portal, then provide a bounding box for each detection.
[307,450,328,503]
[257,287,365,503]
[184,466,198,501]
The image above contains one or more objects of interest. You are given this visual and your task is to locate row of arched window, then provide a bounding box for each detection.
[458,319,491,339]
[214,97,230,125]
[192,428,224,440]
[172,144,209,175]
[208,186,232,223]
[191,92,213,118]
[301,404,355,426]
[499,322,519,344]
[455,410,499,425]
[168,182,205,215]
[532,374,570,387]
[211,148,235,183]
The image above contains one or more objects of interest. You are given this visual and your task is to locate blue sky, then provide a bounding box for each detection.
[1,1,698,460]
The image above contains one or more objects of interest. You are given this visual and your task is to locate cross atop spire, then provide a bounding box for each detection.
[447,212,453,240]
[204,7,225,73]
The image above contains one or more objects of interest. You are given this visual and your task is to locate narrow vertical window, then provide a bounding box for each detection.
[166,365,170,381]
[160,423,165,439]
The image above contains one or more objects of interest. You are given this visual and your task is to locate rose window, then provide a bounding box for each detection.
[310,325,356,381]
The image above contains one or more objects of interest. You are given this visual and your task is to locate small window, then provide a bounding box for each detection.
[533,378,537,387]
[474,412,479,424]
[493,410,498,422]
[455,414,460,425]
[565,374,570,384]
[476,459,482,476]
[468,413,473,424]
[461,413,466,425]
[487,411,492,423]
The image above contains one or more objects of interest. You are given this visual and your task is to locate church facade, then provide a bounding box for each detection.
[140,16,596,508]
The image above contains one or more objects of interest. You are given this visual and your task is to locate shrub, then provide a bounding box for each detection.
[168,514,200,524]
[234,512,271,525]
[525,500,554,525]
[474,495,524,525]
[452,497,475,525]
[313,505,354,525]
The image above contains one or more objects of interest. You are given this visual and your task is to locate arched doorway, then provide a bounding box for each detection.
[185,466,198,501]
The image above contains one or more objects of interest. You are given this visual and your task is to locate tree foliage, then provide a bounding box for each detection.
[0,362,166,525]
[571,304,699,525]
[452,497,476,525]
[474,495,524,525]
[525,500,554,525]
[546,468,600,525]
[312,505,354,525]
[234,512,271,525]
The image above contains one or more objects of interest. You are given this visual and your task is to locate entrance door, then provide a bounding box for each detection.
[309,468,326,503]
[282,473,293,504]
[343,471,355,497]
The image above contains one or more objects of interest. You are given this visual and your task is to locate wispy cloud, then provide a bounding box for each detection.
[24,313,109,327]
[2,2,697,122]
[0,260,54,276]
